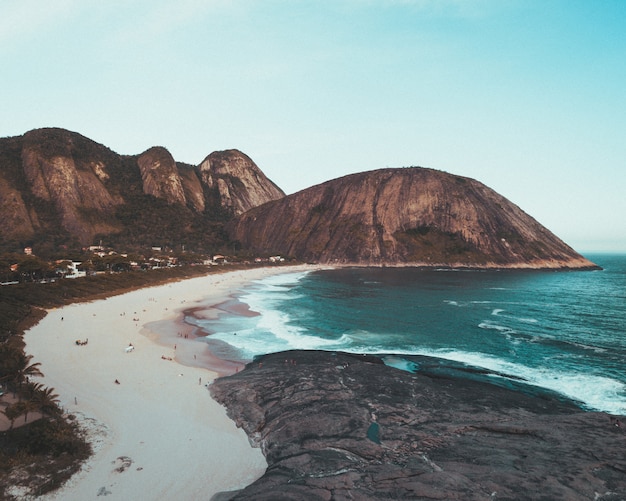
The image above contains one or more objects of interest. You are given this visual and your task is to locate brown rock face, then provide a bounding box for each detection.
[0,176,36,240]
[177,163,205,213]
[199,150,285,216]
[137,147,187,206]
[19,129,123,242]
[228,168,597,269]
[0,128,284,247]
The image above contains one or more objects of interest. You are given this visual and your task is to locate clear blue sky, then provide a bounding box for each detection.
[2,1,625,252]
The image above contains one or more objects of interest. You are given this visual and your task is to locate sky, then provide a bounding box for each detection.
[1,0,625,252]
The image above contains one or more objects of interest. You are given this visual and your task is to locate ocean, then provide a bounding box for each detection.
[191,254,626,415]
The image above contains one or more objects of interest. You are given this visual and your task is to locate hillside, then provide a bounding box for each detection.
[0,128,284,254]
[1,129,596,269]
[228,168,597,269]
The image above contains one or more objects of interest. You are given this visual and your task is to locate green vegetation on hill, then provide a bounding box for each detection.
[100,192,230,251]
[394,226,488,264]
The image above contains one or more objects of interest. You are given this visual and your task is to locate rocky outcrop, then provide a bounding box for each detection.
[228,168,597,269]
[0,128,284,246]
[178,163,206,213]
[0,176,36,240]
[137,147,187,206]
[19,129,123,242]
[199,150,285,216]
[0,128,597,269]
[210,350,626,500]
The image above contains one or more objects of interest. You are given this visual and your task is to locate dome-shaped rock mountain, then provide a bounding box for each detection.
[228,167,597,269]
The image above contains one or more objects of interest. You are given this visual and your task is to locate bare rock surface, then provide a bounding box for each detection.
[210,350,626,500]
[0,128,284,244]
[228,168,597,269]
[137,146,187,205]
[199,149,285,216]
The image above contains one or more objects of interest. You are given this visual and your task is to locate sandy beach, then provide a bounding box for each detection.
[23,265,317,500]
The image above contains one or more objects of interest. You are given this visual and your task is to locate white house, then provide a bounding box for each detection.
[65,261,86,279]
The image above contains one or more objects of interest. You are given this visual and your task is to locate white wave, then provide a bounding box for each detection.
[402,348,626,415]
[204,267,626,414]
[206,309,354,359]
[344,329,383,343]
[250,270,312,288]
[517,317,538,324]
[478,321,515,334]
[570,341,608,353]
[219,330,626,414]
[489,309,538,325]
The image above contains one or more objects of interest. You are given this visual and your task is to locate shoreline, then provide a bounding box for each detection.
[22,264,320,500]
[147,267,314,377]
[210,350,625,499]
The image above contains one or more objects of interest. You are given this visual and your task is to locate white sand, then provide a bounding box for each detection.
[23,265,317,500]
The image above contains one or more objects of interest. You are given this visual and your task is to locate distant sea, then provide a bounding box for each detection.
[190,254,626,415]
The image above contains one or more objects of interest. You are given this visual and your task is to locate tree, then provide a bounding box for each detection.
[55,260,73,277]
[18,398,38,424]
[0,344,18,382]
[28,382,61,417]
[2,402,21,430]
[0,351,43,395]
[0,252,21,282]
[18,255,51,282]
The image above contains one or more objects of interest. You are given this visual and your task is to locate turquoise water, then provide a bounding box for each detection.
[193,254,626,414]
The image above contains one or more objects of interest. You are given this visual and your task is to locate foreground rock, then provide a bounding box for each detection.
[210,350,625,500]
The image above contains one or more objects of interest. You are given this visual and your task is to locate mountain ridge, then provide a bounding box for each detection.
[0,128,284,252]
[0,127,596,269]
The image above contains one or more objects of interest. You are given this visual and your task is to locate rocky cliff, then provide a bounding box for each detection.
[228,168,596,269]
[1,129,596,269]
[199,150,285,216]
[211,350,625,500]
[0,128,285,250]
[136,147,187,207]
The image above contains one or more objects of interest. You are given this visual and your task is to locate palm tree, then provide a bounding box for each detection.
[1,383,61,428]
[0,352,43,395]
[15,354,43,385]
[18,399,39,424]
[28,382,61,418]
[18,382,46,424]
[0,343,21,383]
[2,403,21,430]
